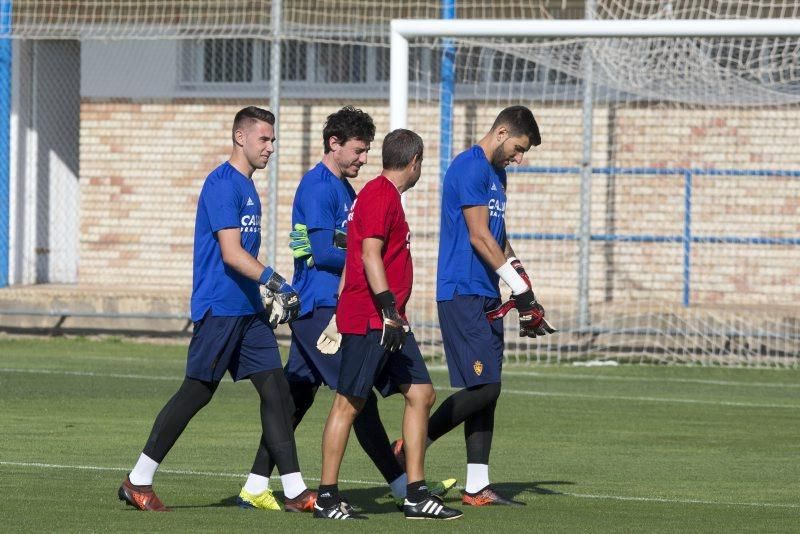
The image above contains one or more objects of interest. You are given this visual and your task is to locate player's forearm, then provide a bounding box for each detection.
[469,230,507,270]
[221,246,267,282]
[337,265,346,296]
[308,228,346,272]
[362,249,390,296]
[504,239,517,260]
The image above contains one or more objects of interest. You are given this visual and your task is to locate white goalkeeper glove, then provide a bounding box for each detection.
[316,314,342,355]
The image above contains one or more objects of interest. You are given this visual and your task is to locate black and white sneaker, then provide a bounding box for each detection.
[403,494,463,520]
[313,499,365,520]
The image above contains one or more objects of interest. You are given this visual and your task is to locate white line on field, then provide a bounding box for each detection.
[436,386,800,410]
[1,367,797,410]
[427,366,800,389]
[1,460,797,510]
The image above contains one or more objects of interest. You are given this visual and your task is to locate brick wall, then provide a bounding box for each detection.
[80,100,800,323]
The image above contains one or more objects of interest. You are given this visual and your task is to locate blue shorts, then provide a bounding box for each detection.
[337,331,432,399]
[284,306,341,389]
[438,293,504,388]
[185,311,282,383]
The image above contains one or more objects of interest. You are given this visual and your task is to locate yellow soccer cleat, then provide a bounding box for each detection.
[237,487,281,511]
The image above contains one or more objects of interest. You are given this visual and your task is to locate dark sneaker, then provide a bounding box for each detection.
[284,488,317,513]
[117,476,170,511]
[313,499,365,520]
[391,439,406,471]
[462,485,525,507]
[404,494,463,520]
[394,478,457,510]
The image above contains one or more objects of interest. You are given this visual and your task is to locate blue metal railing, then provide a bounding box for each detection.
[507,166,800,307]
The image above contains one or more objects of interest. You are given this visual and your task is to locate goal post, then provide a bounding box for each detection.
[390,18,800,367]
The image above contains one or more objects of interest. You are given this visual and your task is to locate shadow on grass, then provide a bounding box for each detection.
[167,480,576,512]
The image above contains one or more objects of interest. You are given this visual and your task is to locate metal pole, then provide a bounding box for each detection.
[577,0,596,329]
[0,1,11,287]
[267,0,281,269]
[439,0,456,186]
[389,26,409,130]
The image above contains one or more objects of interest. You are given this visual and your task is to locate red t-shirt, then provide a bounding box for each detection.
[337,175,413,334]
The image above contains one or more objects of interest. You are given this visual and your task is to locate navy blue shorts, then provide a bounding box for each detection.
[438,293,504,388]
[337,331,432,399]
[284,306,341,389]
[185,311,282,383]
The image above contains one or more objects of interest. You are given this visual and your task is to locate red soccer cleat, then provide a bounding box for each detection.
[391,439,406,471]
[118,476,171,511]
[462,485,525,507]
[284,488,317,513]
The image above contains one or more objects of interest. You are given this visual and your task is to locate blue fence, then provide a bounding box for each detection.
[507,166,800,307]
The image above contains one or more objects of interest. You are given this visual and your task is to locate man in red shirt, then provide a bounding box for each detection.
[312,129,462,521]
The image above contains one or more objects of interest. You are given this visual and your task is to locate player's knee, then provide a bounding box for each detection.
[332,393,364,420]
[469,382,501,405]
[405,383,436,411]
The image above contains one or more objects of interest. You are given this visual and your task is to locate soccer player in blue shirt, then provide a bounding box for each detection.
[118,106,313,511]
[238,107,454,511]
[400,106,556,507]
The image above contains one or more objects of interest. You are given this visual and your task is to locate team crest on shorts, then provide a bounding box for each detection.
[473,360,483,376]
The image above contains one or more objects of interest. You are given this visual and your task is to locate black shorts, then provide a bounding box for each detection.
[185,311,281,383]
[337,330,432,399]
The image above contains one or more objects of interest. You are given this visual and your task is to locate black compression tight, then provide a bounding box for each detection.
[250,385,404,484]
[249,369,301,475]
[427,382,502,464]
[142,377,218,463]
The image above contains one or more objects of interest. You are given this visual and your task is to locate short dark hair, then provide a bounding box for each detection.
[322,106,376,153]
[382,129,424,170]
[491,105,541,146]
[232,106,275,144]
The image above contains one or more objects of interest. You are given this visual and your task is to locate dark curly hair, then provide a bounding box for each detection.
[322,106,376,153]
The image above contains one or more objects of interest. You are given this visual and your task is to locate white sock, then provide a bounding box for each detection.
[243,473,270,495]
[389,473,408,498]
[129,453,159,486]
[280,472,307,500]
[465,463,490,494]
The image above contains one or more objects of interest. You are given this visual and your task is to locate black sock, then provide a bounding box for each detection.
[407,479,429,503]
[317,484,339,508]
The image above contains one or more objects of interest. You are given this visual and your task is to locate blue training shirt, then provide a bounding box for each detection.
[291,162,356,317]
[437,145,508,301]
[190,161,263,321]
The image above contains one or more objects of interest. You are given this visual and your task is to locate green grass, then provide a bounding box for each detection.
[1,336,799,532]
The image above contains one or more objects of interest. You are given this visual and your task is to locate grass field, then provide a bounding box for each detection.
[1,336,798,532]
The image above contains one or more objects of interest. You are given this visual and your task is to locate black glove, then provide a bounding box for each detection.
[334,229,348,249]
[513,289,557,338]
[375,290,407,352]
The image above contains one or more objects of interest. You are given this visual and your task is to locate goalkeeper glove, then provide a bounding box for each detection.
[375,290,408,352]
[509,257,532,288]
[289,223,314,267]
[259,268,301,328]
[316,313,342,355]
[334,229,348,249]
[512,289,557,338]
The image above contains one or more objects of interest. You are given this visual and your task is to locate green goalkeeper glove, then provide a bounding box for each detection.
[289,223,314,267]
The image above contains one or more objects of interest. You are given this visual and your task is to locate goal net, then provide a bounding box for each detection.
[393,17,800,367]
[3,1,799,367]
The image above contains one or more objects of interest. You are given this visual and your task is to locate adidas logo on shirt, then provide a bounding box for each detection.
[490,183,498,191]
[246,197,255,206]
